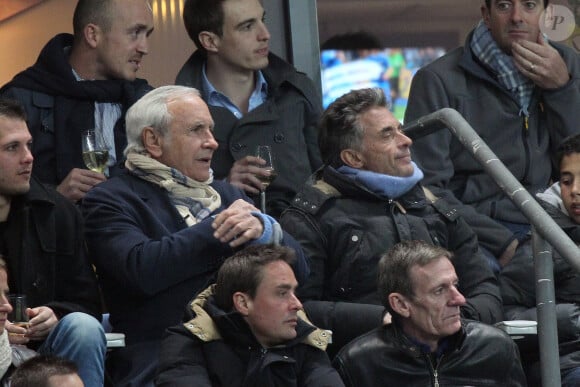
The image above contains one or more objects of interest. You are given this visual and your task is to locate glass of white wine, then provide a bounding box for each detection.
[255,145,277,214]
[82,129,109,174]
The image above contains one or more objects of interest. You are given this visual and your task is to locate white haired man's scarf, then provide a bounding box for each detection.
[125,153,221,226]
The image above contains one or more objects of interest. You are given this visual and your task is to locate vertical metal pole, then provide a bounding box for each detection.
[532,227,561,387]
[403,109,573,386]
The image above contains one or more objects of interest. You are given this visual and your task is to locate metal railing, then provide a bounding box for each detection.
[403,108,580,387]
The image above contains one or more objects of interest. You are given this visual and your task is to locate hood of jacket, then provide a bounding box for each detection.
[183,285,332,351]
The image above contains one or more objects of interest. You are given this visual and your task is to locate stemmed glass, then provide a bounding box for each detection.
[255,145,277,213]
[81,129,109,174]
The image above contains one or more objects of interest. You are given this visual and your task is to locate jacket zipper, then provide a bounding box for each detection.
[522,115,531,182]
[427,354,443,387]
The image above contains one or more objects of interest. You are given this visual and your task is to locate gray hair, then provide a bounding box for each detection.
[318,87,388,168]
[124,85,201,156]
[378,240,453,315]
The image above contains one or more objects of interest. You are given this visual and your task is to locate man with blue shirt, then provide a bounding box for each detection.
[177,0,323,218]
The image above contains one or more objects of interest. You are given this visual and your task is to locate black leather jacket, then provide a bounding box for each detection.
[333,320,527,387]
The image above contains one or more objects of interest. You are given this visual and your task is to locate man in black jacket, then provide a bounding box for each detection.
[0,98,105,386]
[280,87,502,356]
[156,244,343,387]
[0,0,154,202]
[177,0,322,218]
[405,0,580,270]
[334,240,526,387]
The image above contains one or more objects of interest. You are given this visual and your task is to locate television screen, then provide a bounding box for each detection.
[320,47,446,122]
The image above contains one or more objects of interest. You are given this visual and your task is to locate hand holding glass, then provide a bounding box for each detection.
[8,294,29,330]
[255,145,277,213]
[81,129,109,174]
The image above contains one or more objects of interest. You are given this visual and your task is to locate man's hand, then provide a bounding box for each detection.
[227,156,270,195]
[57,168,106,202]
[212,199,264,247]
[512,32,570,90]
[498,239,519,268]
[6,321,29,345]
[6,306,58,344]
[26,306,58,340]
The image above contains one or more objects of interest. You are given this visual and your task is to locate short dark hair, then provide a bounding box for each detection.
[318,87,388,168]
[214,244,296,311]
[557,134,580,169]
[484,0,548,8]
[72,0,115,37]
[10,355,79,387]
[182,0,227,52]
[377,240,453,315]
[321,31,382,51]
[0,97,27,121]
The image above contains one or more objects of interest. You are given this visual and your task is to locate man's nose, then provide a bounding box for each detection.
[449,286,466,306]
[510,2,524,23]
[23,146,33,164]
[258,21,270,42]
[397,129,413,147]
[290,292,302,310]
[138,36,149,55]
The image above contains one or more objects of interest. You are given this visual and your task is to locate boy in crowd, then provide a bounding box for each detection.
[500,133,580,386]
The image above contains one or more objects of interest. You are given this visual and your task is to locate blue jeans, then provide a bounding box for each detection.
[480,246,502,274]
[498,220,531,244]
[562,366,580,387]
[38,312,106,387]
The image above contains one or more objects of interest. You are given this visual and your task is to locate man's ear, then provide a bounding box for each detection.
[84,23,101,49]
[233,292,250,316]
[389,293,411,318]
[198,31,220,53]
[142,127,163,158]
[340,149,364,169]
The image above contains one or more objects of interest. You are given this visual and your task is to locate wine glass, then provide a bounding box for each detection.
[255,145,277,213]
[81,129,109,174]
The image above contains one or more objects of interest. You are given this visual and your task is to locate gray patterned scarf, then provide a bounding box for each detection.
[125,153,221,225]
[471,20,535,116]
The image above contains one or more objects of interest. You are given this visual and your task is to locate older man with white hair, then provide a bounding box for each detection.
[81,85,308,387]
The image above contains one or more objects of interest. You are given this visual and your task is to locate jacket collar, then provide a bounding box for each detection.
[388,318,466,357]
[176,50,303,98]
[12,176,55,208]
[183,285,332,351]
[318,166,427,208]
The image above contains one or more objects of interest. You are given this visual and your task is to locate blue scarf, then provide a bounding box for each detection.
[470,20,535,116]
[338,162,424,199]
